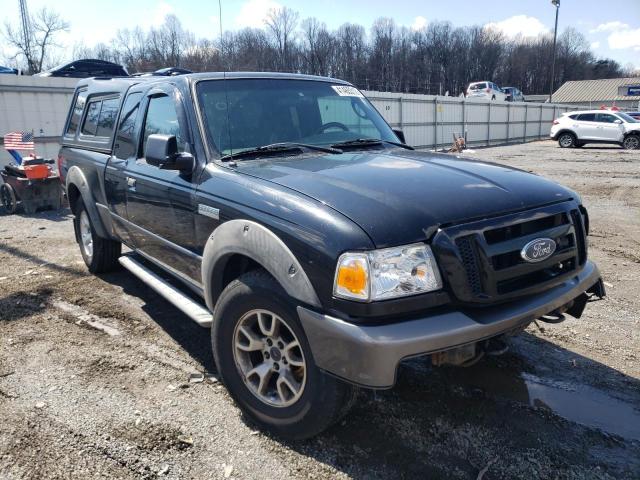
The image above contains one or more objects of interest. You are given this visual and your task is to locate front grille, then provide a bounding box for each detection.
[434,203,588,304]
[456,236,482,295]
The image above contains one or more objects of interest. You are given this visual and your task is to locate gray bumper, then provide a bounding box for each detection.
[297,261,601,389]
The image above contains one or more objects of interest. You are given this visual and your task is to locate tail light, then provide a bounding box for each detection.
[486,88,490,93]
[552,120,559,125]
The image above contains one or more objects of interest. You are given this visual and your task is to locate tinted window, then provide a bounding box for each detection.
[568,114,578,120]
[577,113,596,121]
[66,90,87,136]
[141,94,185,157]
[96,98,119,137]
[114,92,142,159]
[82,100,101,136]
[596,113,617,123]
[469,83,487,90]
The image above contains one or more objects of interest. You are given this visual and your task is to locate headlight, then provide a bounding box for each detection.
[333,243,442,302]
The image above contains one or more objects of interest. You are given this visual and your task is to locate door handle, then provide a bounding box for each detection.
[126,177,136,192]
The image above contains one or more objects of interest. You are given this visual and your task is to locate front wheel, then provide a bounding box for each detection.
[558,132,576,148]
[623,134,640,150]
[212,270,357,440]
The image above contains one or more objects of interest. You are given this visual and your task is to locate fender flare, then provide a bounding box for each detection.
[65,166,110,239]
[202,220,322,311]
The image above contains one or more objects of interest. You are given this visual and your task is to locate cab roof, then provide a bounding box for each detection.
[76,71,351,96]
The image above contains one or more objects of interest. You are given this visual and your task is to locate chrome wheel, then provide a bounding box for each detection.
[79,210,94,260]
[623,135,639,150]
[232,309,306,408]
[558,133,574,148]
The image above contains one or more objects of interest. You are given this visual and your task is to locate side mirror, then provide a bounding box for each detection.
[392,129,406,144]
[614,119,623,124]
[145,134,194,172]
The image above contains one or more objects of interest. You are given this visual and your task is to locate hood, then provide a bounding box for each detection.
[236,149,576,247]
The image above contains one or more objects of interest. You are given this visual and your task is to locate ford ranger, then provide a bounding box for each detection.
[58,73,605,439]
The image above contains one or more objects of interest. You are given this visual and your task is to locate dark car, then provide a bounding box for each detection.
[628,112,640,120]
[132,67,193,77]
[0,66,18,75]
[502,86,525,102]
[36,59,128,78]
[58,73,604,439]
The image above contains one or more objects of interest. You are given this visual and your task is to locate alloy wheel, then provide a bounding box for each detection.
[79,210,94,260]
[232,309,306,408]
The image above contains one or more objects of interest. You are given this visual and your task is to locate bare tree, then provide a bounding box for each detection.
[264,7,299,71]
[2,7,69,73]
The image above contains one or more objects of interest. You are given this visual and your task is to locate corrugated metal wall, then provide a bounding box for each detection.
[0,76,580,171]
[0,76,77,168]
[363,90,579,149]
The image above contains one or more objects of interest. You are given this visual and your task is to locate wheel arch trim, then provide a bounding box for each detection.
[65,165,111,238]
[202,220,322,311]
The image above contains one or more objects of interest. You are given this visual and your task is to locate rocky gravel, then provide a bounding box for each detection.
[0,140,639,479]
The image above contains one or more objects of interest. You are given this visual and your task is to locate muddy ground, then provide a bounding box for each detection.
[0,140,638,479]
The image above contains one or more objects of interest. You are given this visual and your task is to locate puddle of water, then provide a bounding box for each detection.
[425,362,640,441]
[521,373,640,442]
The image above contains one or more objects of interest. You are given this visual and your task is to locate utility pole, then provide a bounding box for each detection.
[549,0,560,103]
[18,0,32,73]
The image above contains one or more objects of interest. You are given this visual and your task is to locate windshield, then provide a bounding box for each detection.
[616,112,639,123]
[196,78,397,156]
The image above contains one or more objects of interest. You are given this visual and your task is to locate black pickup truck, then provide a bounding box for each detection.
[58,73,605,439]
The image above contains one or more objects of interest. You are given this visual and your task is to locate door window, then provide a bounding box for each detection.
[596,113,617,123]
[140,94,185,159]
[114,93,142,159]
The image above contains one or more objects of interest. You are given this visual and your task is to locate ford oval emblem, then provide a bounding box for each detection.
[520,238,556,263]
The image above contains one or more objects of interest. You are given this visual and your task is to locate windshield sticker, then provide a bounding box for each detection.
[332,85,364,97]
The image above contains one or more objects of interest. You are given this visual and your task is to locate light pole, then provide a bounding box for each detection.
[549,0,560,103]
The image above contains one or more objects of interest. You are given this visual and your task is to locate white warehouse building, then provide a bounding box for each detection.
[552,77,640,110]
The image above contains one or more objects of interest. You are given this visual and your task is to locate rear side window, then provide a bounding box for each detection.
[82,100,101,136]
[96,98,119,137]
[114,92,142,160]
[577,113,596,121]
[65,90,87,136]
[81,96,120,139]
[568,114,578,120]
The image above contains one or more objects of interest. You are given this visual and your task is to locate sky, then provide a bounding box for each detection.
[2,0,640,69]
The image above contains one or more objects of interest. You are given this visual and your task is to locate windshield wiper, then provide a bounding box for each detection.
[220,142,341,162]
[331,138,414,150]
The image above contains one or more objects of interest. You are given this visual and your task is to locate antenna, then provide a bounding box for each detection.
[218,0,233,157]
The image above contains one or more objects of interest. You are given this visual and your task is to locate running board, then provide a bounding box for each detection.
[119,255,213,327]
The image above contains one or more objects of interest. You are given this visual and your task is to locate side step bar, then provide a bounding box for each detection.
[119,255,213,327]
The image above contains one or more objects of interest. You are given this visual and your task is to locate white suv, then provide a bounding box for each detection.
[466,81,507,101]
[550,110,640,149]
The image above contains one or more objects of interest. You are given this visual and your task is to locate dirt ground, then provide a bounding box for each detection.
[0,140,638,480]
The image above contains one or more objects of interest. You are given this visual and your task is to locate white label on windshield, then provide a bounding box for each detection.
[332,85,364,97]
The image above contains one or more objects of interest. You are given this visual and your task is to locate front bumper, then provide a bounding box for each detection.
[297,260,602,389]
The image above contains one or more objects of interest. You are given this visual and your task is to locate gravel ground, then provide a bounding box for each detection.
[0,140,638,479]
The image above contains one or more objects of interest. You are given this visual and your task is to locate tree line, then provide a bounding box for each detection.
[4,7,636,95]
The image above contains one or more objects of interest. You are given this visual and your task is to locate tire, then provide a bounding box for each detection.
[212,270,357,440]
[73,198,121,273]
[0,183,17,214]
[623,134,640,150]
[558,132,576,148]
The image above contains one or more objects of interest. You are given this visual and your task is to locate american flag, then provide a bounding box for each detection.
[3,131,35,151]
